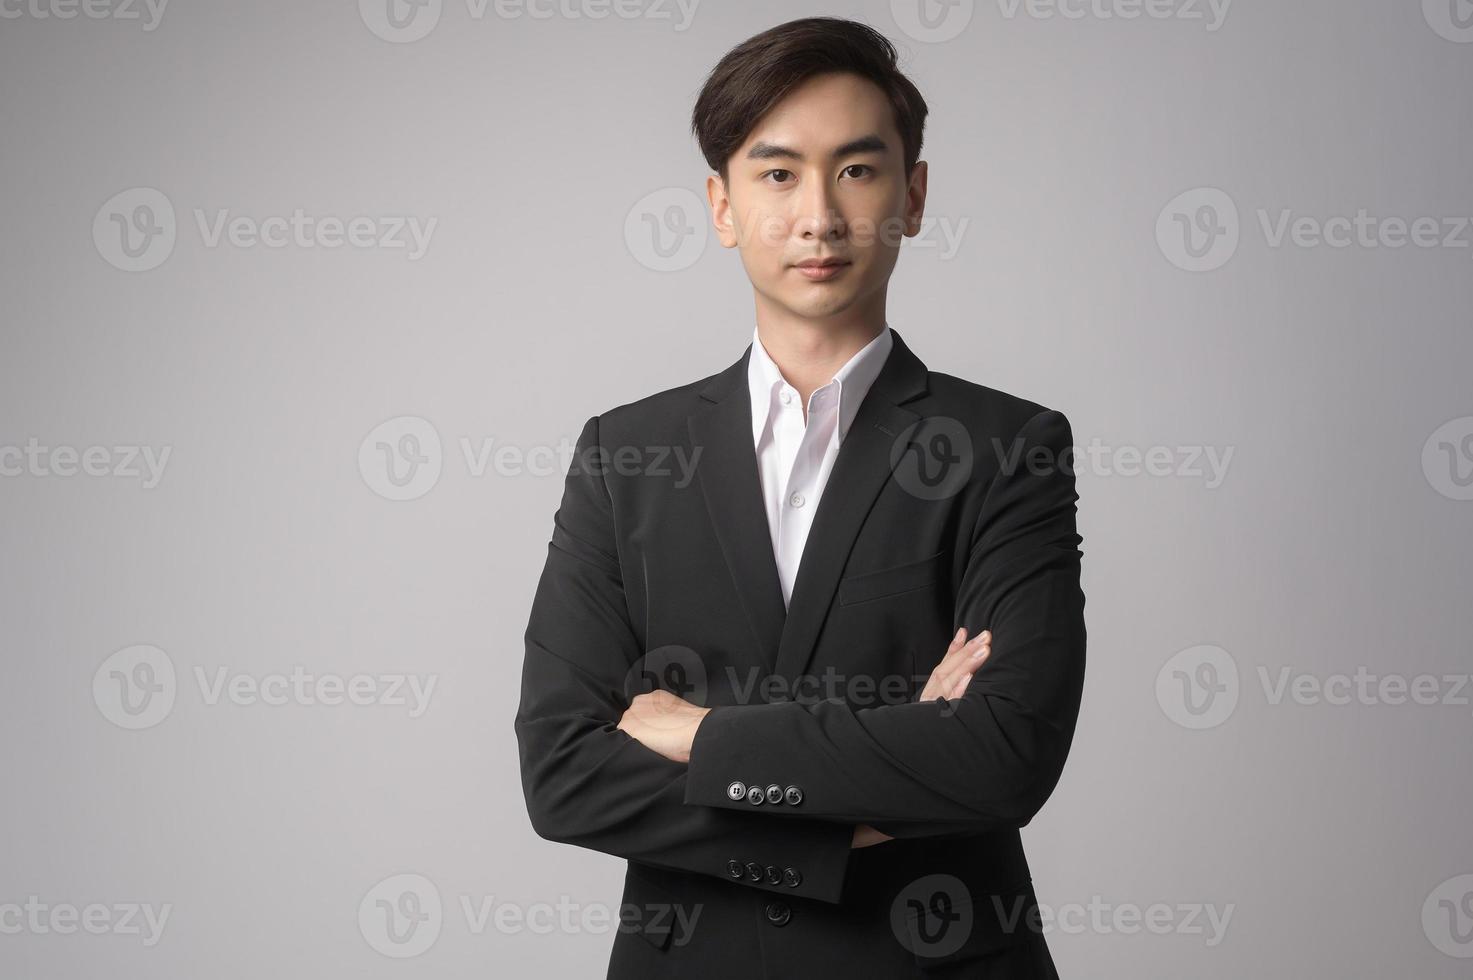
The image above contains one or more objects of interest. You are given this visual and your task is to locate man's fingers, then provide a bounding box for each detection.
[939,639,989,701]
[920,630,992,703]
[942,631,989,674]
[953,629,989,660]
[942,631,981,673]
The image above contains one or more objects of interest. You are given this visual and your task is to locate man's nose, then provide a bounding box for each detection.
[793,178,844,240]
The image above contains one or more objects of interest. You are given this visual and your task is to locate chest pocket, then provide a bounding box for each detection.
[838,550,947,606]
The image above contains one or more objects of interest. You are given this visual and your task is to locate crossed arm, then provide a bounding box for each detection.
[514,409,1085,904]
[617,626,995,846]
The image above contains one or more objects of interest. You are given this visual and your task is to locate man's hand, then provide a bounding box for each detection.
[918,627,991,703]
[852,824,893,848]
[617,689,711,764]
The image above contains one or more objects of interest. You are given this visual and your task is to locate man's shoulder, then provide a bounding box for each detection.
[585,368,728,445]
[923,370,1066,441]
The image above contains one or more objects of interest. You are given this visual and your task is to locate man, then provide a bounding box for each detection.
[515,16,1085,979]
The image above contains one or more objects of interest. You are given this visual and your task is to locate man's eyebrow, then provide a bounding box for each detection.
[745,134,890,163]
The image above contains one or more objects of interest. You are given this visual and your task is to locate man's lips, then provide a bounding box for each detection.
[792,258,851,281]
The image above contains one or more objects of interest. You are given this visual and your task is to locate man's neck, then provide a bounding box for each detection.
[754,314,886,411]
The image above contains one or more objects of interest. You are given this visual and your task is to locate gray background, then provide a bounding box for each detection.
[2,0,1471,976]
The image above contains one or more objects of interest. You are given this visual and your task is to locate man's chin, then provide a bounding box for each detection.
[776,290,860,321]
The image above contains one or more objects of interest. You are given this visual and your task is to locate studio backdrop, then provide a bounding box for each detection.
[1,1,1470,977]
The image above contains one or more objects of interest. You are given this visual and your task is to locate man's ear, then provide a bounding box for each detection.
[904,159,929,238]
[707,173,739,249]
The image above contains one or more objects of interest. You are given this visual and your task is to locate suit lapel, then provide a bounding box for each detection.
[688,347,787,670]
[688,329,931,688]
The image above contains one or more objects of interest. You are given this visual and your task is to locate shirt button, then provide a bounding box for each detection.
[784,785,803,806]
[780,389,793,404]
[764,784,783,805]
[726,860,744,879]
[746,785,765,806]
[745,862,764,882]
[765,901,792,927]
[789,492,805,508]
[764,865,782,885]
[726,780,747,801]
[782,867,803,888]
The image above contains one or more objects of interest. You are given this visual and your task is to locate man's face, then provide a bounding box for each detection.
[708,71,928,323]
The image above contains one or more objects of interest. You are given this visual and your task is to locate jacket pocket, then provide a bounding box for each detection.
[838,550,946,606]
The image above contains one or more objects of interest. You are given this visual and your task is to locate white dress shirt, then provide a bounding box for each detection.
[747,323,895,608]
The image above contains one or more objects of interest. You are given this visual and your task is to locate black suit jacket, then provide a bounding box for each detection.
[515,328,1086,979]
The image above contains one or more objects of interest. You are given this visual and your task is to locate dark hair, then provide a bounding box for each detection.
[690,17,929,182]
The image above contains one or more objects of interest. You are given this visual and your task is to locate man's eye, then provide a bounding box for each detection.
[763,170,794,184]
[842,165,873,179]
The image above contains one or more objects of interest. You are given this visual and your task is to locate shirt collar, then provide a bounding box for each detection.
[747,323,894,446]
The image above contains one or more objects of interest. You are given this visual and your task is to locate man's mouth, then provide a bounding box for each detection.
[792,257,851,281]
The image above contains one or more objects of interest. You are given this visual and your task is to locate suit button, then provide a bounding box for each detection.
[745,862,763,882]
[782,867,802,888]
[746,785,765,805]
[784,785,803,806]
[726,780,747,801]
[765,901,791,927]
[764,865,782,885]
[765,784,783,804]
[726,859,743,879]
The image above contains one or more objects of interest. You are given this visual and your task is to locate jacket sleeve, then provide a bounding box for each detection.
[684,409,1086,831]
[514,415,855,903]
